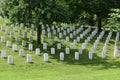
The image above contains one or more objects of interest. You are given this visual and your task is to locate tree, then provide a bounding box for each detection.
[107,9,120,30]
[66,0,119,31]
[1,0,69,44]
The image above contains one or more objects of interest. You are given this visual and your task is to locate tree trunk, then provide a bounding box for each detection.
[97,14,102,32]
[88,15,94,26]
[37,25,41,44]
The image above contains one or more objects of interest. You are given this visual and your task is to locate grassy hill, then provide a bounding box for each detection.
[0,18,120,80]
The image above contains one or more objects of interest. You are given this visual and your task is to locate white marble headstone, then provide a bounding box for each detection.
[29,36,33,42]
[35,48,40,56]
[59,33,63,39]
[24,32,27,39]
[66,48,70,54]
[51,48,55,54]
[60,52,64,60]
[66,36,69,42]
[28,44,33,50]
[15,36,20,42]
[75,52,79,60]
[44,53,48,62]
[26,54,32,63]
[54,37,58,42]
[57,43,61,49]
[6,41,11,47]
[22,40,26,47]
[10,32,14,38]
[1,50,6,58]
[19,49,24,57]
[48,32,51,38]
[8,55,13,64]
[43,43,47,50]
[12,44,17,51]
[1,36,5,43]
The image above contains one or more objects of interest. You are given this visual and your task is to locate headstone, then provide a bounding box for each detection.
[6,41,11,47]
[48,32,51,38]
[54,36,58,42]
[22,40,26,47]
[26,54,32,63]
[82,43,86,49]
[12,44,17,51]
[15,36,20,42]
[18,29,22,35]
[1,26,5,31]
[73,39,77,45]
[66,36,69,42]
[80,34,83,39]
[41,36,45,42]
[57,43,61,49]
[73,31,76,36]
[65,48,70,54]
[77,37,80,42]
[36,48,40,56]
[25,27,28,32]
[75,52,79,60]
[29,36,33,42]
[42,30,46,35]
[59,33,63,39]
[44,53,48,62]
[1,50,6,58]
[20,23,24,29]
[63,30,67,36]
[28,44,33,50]
[13,26,17,32]
[51,48,55,54]
[60,52,64,60]
[89,52,93,60]
[10,32,14,38]
[47,27,50,32]
[24,32,27,39]
[79,48,82,54]
[43,43,47,50]
[31,24,34,30]
[53,30,56,35]
[8,55,13,64]
[57,28,60,33]
[101,51,106,59]
[5,29,9,35]
[70,33,73,39]
[61,39,65,45]
[30,30,34,36]
[1,36,5,43]
[67,28,70,33]
[70,43,74,49]
[49,40,53,45]
[19,49,24,57]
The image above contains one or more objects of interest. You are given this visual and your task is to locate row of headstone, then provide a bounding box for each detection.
[101,31,112,58]
[114,32,119,58]
[81,28,97,49]
[88,30,105,60]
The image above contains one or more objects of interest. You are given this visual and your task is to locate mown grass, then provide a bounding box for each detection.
[0,18,120,80]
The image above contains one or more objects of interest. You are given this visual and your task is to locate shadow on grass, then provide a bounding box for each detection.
[6,27,120,70]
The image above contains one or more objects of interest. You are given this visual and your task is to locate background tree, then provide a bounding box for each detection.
[1,0,69,44]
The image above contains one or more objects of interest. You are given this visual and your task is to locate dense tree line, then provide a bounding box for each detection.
[0,0,120,44]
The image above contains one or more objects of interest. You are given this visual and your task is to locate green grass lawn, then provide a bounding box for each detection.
[0,18,120,80]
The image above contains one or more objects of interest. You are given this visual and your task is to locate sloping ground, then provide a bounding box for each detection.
[0,18,120,80]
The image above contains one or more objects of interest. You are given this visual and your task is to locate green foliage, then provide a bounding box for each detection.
[107,9,120,30]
